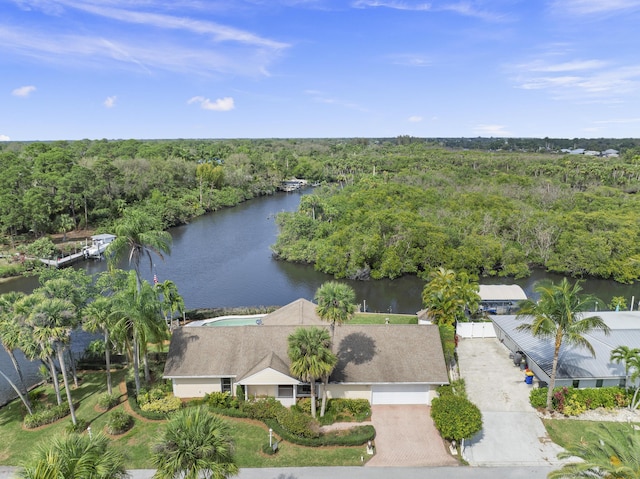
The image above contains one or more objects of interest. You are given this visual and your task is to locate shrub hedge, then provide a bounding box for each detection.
[431,395,482,442]
[530,386,629,415]
[23,403,71,429]
[106,410,134,435]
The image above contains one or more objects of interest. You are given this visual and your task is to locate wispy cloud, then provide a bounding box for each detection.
[511,53,640,102]
[408,115,423,122]
[352,0,512,21]
[388,53,431,67]
[0,134,10,141]
[188,96,235,111]
[304,90,368,112]
[104,95,116,108]
[2,1,289,77]
[473,124,512,136]
[549,0,640,15]
[12,85,36,97]
[593,117,640,124]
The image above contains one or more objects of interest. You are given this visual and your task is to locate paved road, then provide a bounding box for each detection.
[0,466,558,479]
[457,337,566,466]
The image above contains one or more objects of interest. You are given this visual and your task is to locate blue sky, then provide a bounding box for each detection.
[2,0,640,141]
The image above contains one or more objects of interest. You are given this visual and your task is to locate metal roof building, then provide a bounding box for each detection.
[478,284,527,314]
[491,311,640,389]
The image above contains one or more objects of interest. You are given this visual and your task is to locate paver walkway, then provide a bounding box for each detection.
[365,405,458,467]
[457,337,565,466]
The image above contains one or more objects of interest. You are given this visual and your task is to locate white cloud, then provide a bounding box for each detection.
[408,115,423,122]
[104,95,117,108]
[12,85,36,97]
[188,96,235,111]
[550,0,640,15]
[0,134,10,141]
[473,124,512,136]
[388,53,431,67]
[352,0,512,21]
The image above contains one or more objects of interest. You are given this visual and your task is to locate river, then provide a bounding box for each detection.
[1,189,640,405]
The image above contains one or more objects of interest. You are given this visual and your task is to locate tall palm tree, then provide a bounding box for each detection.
[29,297,79,425]
[156,280,184,329]
[105,209,172,291]
[610,345,640,392]
[0,291,32,413]
[315,281,356,338]
[19,432,128,479]
[82,297,116,395]
[314,281,356,416]
[111,271,166,396]
[421,267,480,326]
[152,406,238,479]
[288,327,337,418]
[548,423,640,479]
[516,278,610,412]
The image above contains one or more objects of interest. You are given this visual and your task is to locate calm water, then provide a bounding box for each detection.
[2,189,640,404]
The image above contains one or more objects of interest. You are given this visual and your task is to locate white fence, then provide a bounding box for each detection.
[456,321,496,338]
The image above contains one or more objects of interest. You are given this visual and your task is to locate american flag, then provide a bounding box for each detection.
[153,274,158,284]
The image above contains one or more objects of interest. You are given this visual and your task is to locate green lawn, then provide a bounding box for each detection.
[0,370,368,468]
[543,418,639,450]
[350,312,417,324]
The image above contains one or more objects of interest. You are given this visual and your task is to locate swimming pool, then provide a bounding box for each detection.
[187,314,267,327]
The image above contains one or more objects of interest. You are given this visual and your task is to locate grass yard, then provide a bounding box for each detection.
[543,418,638,449]
[0,370,368,468]
[351,312,417,324]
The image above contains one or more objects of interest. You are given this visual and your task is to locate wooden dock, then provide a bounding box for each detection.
[39,251,87,269]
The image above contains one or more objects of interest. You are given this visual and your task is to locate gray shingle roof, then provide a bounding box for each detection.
[164,323,448,385]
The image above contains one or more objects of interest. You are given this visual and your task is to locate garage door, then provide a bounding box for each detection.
[371,384,430,405]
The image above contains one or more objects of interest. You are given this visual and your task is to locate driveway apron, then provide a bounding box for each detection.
[457,337,565,466]
[365,405,458,467]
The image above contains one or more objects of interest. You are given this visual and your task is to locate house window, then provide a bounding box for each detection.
[596,379,603,388]
[221,378,232,393]
[277,385,294,398]
[619,378,627,388]
[572,380,579,388]
[297,384,318,397]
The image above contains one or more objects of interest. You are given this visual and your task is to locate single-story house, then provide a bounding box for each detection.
[492,311,640,389]
[478,284,527,314]
[164,299,449,406]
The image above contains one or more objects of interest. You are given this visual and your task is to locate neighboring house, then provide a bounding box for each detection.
[492,311,640,389]
[163,299,449,406]
[478,284,527,314]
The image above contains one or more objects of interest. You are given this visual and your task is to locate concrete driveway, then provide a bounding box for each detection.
[365,405,458,467]
[457,337,565,466]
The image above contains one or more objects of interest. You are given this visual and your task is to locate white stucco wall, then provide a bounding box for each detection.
[172,378,221,398]
[326,384,371,401]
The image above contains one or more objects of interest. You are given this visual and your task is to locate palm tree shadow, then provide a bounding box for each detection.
[332,332,376,382]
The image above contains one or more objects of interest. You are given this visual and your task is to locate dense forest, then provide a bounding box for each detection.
[2,137,640,283]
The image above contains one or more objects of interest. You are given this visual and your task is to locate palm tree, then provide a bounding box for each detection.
[105,209,172,291]
[610,345,640,392]
[548,423,640,479]
[152,406,238,479]
[29,297,79,425]
[111,271,166,396]
[19,432,128,479]
[314,281,356,416]
[0,291,33,413]
[315,281,356,338]
[421,267,480,326]
[288,327,337,418]
[516,278,610,412]
[156,280,184,329]
[82,297,116,395]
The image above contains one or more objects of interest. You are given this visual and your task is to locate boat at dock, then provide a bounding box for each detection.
[82,234,116,259]
[39,233,116,269]
[279,178,308,192]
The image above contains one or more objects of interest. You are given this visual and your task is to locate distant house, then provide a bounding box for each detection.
[492,311,640,389]
[163,299,449,406]
[603,149,619,158]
